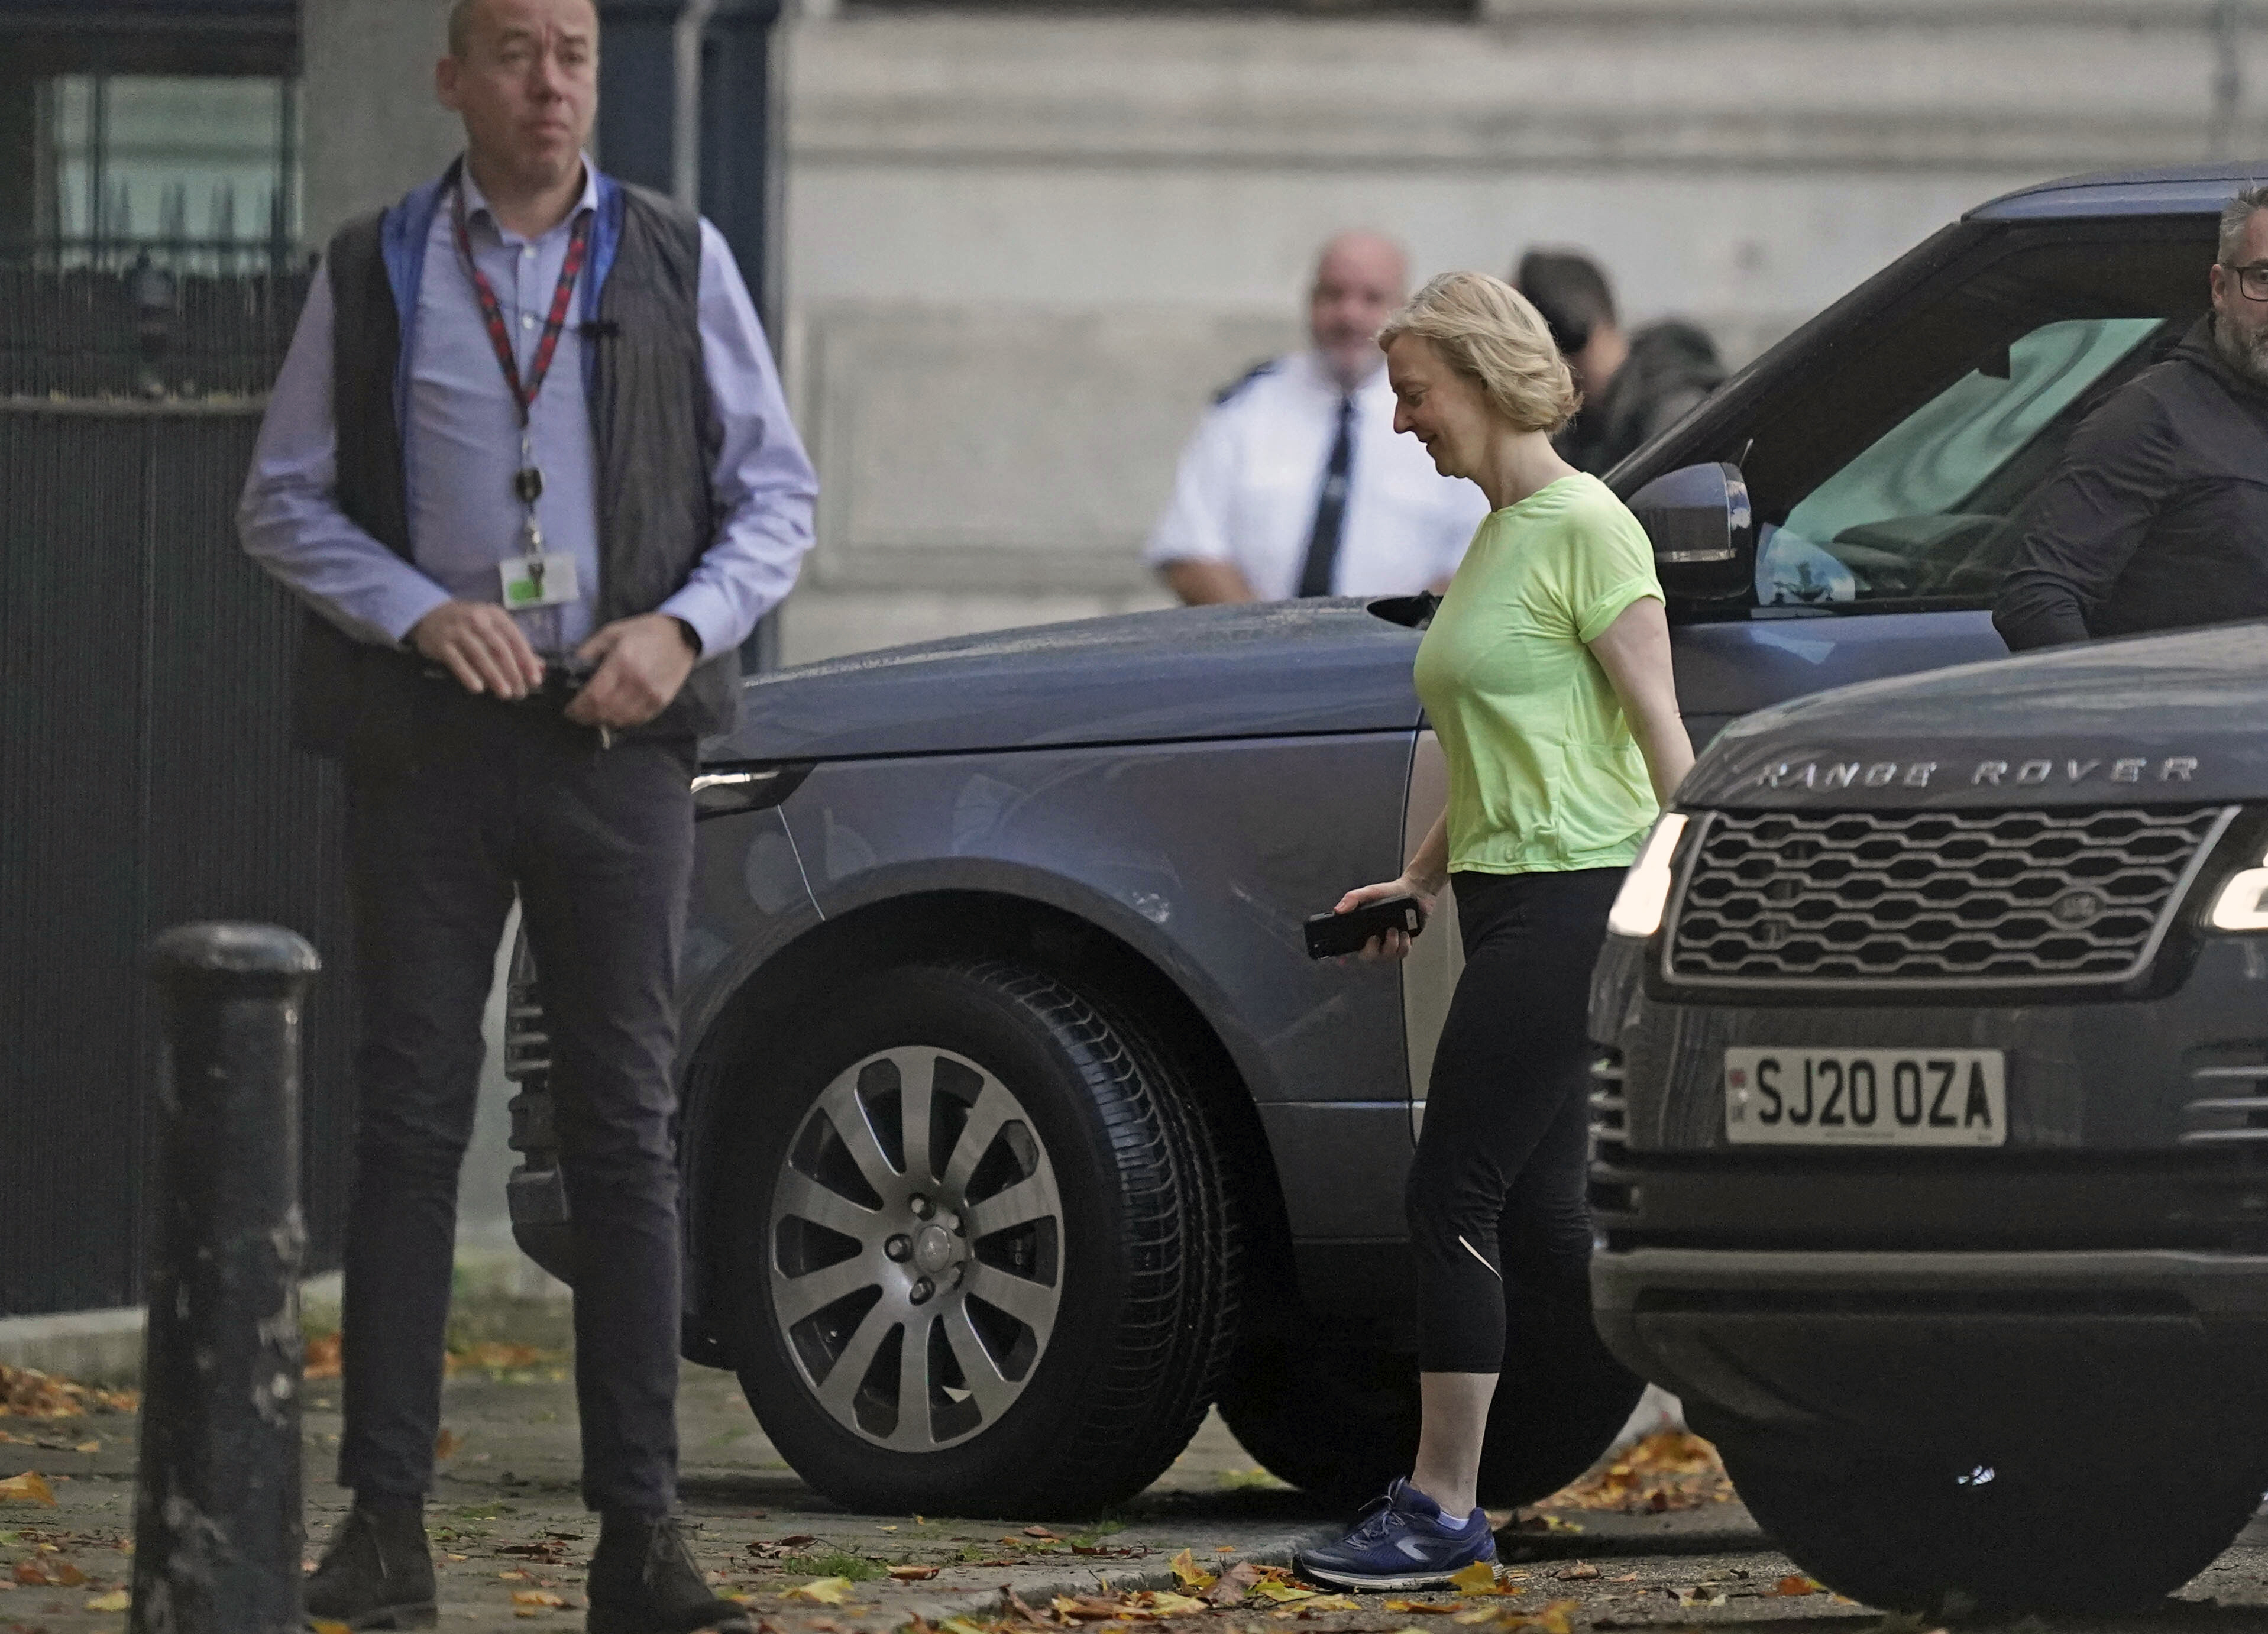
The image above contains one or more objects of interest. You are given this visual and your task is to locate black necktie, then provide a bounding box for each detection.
[1298,394,1356,598]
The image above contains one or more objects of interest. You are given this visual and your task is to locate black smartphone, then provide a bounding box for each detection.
[1305,895,1427,960]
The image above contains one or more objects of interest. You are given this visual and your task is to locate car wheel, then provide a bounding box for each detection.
[1219,1286,1642,1508]
[1716,1431,2266,1614]
[715,960,1231,1515]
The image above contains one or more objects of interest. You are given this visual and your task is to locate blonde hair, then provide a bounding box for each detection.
[1377,271,1579,435]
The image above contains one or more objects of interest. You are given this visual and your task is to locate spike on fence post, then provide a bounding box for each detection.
[131,923,321,1634]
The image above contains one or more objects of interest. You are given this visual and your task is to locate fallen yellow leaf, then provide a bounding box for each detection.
[1512,1512,1583,1534]
[1254,1581,1317,1604]
[940,1620,991,1634]
[888,1564,940,1581]
[1449,1562,1503,1596]
[1775,1574,1819,1596]
[85,1589,132,1612]
[786,1575,855,1604]
[0,1365,137,1418]
[1382,1599,1461,1614]
[1169,1547,1217,1591]
[0,1470,56,1506]
[1554,1563,1597,1582]
[309,1621,351,1634]
[510,1589,567,1608]
[1147,1591,1211,1614]
[74,1441,99,1454]
[1302,1594,1361,1612]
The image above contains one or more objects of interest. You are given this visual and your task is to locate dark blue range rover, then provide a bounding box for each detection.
[512,163,2248,1522]
[1588,169,2268,1615]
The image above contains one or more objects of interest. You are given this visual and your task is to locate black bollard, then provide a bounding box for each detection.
[131,923,321,1634]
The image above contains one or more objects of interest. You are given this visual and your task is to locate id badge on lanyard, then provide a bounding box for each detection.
[453,183,590,616]
[499,452,581,610]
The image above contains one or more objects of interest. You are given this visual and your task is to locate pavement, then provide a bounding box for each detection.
[10,1293,2268,1633]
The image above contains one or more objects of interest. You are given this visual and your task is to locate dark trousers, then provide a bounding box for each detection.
[337,687,695,1516]
[1405,867,1623,1375]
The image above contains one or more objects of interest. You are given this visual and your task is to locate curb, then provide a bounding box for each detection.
[0,1306,145,1384]
[1,1248,568,1384]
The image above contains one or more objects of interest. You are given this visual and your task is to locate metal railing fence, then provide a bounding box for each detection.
[0,396,355,1316]
[0,245,314,400]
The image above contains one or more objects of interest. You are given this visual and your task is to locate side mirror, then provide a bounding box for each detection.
[1628,462,1753,603]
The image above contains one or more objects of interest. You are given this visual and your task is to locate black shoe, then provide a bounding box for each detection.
[304,1499,437,1630]
[587,1513,753,1634]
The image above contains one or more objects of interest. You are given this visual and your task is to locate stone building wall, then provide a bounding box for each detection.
[300,0,461,247]
[774,0,2268,663]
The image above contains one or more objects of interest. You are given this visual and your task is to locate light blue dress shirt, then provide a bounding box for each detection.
[239,158,817,659]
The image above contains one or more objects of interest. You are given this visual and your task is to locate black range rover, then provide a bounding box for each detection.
[1589,622,2268,1614]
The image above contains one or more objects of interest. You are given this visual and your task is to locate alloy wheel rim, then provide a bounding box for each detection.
[768,1044,1065,1451]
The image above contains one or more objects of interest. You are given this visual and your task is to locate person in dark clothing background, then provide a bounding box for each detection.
[1995,184,2268,652]
[1514,249,1725,475]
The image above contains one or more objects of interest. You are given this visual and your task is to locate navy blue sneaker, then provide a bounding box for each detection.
[1297,1478,1497,1590]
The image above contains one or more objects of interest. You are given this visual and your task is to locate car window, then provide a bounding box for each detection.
[1758,317,2167,607]
[1730,231,2210,613]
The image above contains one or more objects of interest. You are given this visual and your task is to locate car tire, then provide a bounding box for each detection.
[1219,1284,1642,1509]
[714,959,1231,1516]
[1216,1328,1420,1505]
[1476,1285,1648,1507]
[1716,1429,2267,1614]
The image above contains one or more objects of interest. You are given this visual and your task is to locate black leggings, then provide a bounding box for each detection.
[1407,867,1623,1374]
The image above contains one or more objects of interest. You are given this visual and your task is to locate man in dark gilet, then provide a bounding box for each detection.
[237,0,816,1626]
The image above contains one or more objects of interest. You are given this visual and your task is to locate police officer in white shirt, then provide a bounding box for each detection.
[1147,231,1490,604]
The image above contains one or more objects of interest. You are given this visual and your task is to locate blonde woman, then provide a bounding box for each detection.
[1299,273,1694,1589]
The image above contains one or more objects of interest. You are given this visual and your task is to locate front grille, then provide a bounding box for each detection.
[1667,804,2235,989]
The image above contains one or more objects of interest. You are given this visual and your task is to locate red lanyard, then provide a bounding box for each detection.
[451,184,592,430]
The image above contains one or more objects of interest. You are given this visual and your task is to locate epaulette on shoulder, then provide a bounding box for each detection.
[1212,358,1280,406]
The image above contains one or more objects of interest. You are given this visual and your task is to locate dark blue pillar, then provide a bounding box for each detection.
[596,0,783,332]
[597,0,787,671]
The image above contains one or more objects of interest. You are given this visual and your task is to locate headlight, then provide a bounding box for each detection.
[1607,813,1690,939]
[2209,857,2268,931]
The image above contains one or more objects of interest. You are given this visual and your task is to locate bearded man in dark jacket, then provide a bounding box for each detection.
[1995,184,2268,651]
[1514,249,1725,476]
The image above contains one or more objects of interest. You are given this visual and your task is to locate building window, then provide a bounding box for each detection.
[35,73,297,268]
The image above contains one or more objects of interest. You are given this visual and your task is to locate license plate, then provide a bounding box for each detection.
[1723,1049,2006,1146]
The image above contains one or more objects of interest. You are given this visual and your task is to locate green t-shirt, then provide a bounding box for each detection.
[1413,473,1663,875]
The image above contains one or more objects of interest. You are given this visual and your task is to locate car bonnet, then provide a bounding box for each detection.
[710,601,1428,763]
